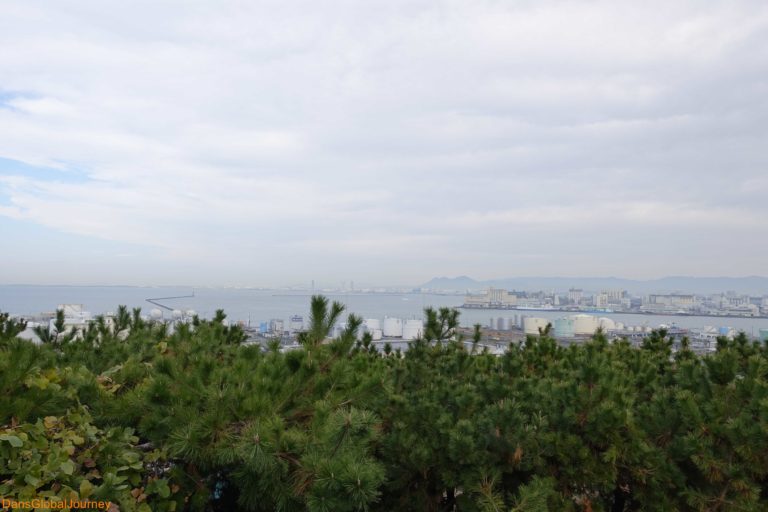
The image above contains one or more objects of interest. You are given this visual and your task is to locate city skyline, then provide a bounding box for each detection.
[2,1,768,286]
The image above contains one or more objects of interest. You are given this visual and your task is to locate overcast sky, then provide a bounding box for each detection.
[1,1,767,287]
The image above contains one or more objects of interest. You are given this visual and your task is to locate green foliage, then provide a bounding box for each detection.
[300,294,346,347]
[2,301,768,511]
[0,311,26,341]
[0,407,182,511]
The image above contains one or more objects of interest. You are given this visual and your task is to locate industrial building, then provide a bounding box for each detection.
[464,287,519,308]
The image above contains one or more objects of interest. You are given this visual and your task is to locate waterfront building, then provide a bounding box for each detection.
[567,288,583,304]
[464,287,518,308]
[605,289,625,301]
[269,318,284,334]
[289,315,304,332]
[642,294,697,313]
[648,294,695,307]
[594,293,608,308]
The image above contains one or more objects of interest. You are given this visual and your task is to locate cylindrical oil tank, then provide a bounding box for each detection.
[402,319,423,340]
[496,317,506,331]
[570,314,599,335]
[598,317,616,331]
[371,329,383,340]
[553,317,574,338]
[523,317,549,335]
[383,317,403,337]
[365,319,381,332]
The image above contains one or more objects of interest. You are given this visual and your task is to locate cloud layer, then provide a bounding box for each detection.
[1,0,767,285]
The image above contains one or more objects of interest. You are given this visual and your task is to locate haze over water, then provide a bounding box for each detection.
[3,285,768,335]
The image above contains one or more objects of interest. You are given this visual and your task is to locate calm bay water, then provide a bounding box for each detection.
[2,285,768,335]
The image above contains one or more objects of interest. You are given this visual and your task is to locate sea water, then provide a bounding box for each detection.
[2,285,768,334]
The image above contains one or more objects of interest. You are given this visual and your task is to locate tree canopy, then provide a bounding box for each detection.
[2,298,767,511]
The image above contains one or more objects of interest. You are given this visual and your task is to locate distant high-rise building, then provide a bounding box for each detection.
[594,293,609,308]
[269,318,284,334]
[568,288,583,304]
[604,289,625,301]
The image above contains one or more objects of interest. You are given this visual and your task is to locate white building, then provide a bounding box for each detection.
[464,287,518,307]
[269,318,284,334]
[568,288,583,304]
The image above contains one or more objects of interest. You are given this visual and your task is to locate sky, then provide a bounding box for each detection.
[1,0,767,287]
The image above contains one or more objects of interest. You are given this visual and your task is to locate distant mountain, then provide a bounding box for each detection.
[420,276,768,295]
[421,276,480,291]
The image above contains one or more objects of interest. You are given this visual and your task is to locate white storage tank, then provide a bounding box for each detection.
[570,314,599,335]
[523,317,550,335]
[150,308,163,320]
[598,317,616,331]
[402,319,423,340]
[365,319,381,332]
[383,317,403,337]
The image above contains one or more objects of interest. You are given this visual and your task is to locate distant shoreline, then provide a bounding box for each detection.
[459,305,768,320]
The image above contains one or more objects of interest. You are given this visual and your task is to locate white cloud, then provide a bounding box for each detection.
[1,0,767,285]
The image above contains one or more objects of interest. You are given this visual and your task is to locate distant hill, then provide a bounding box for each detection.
[420,276,768,295]
[421,276,480,291]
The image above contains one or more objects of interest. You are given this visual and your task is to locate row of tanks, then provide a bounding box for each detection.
[520,314,649,337]
[335,317,424,340]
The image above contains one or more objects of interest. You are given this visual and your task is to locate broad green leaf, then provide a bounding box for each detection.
[24,474,41,487]
[79,479,94,498]
[60,460,75,476]
[0,434,23,447]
